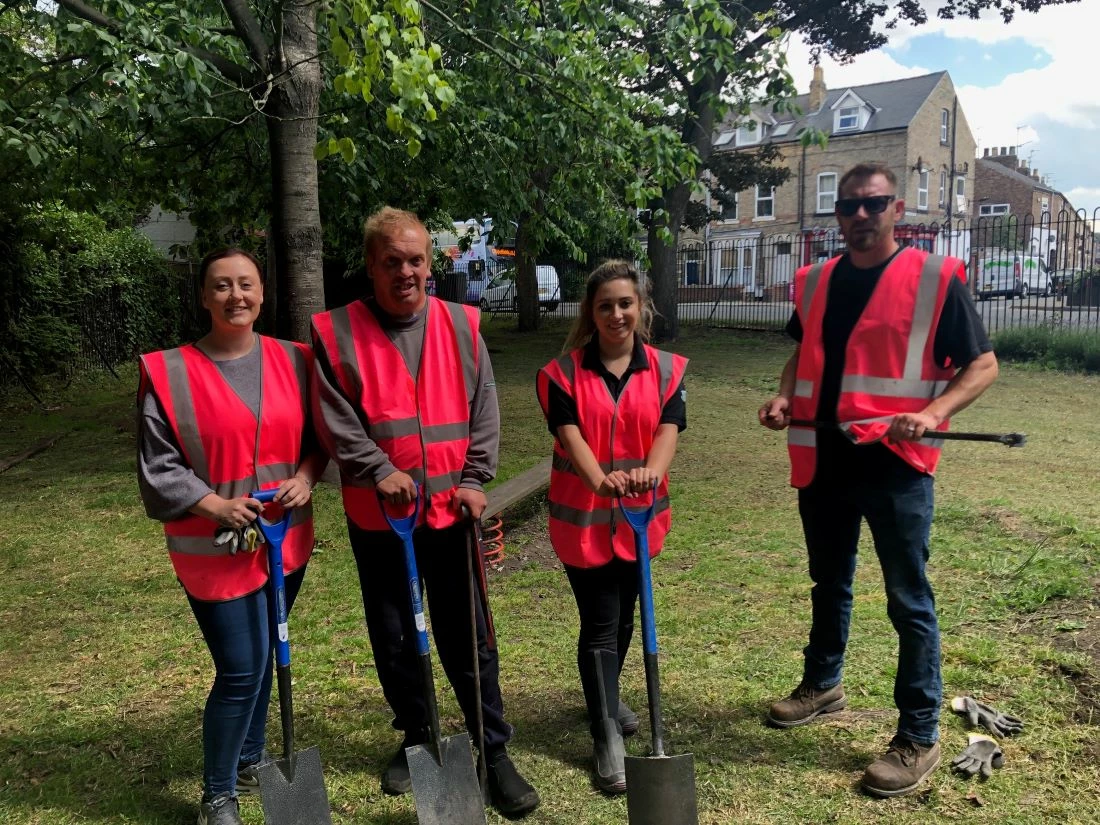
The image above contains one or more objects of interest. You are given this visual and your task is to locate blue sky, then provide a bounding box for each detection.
[885,34,1052,89]
[786,4,1100,216]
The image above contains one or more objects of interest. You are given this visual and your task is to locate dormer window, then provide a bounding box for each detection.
[837,107,860,131]
[830,90,873,134]
[736,120,761,146]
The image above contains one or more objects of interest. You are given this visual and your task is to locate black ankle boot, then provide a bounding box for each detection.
[487,750,540,818]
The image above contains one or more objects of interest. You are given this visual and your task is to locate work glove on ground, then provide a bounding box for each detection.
[951,696,1024,737]
[951,734,1005,779]
[213,524,266,555]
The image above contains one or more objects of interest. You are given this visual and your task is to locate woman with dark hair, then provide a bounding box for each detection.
[137,248,326,825]
[535,260,688,794]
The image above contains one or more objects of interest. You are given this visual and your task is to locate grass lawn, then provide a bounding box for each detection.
[1,319,1097,824]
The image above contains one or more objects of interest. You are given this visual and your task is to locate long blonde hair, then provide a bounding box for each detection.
[562,259,655,353]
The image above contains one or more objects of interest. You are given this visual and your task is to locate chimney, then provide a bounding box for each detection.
[1033,170,1040,181]
[808,64,826,112]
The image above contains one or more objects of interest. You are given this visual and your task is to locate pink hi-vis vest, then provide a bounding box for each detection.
[138,336,315,601]
[311,297,480,531]
[536,344,688,568]
[788,248,966,488]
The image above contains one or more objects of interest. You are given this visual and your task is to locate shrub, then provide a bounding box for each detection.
[992,326,1100,374]
[0,205,180,388]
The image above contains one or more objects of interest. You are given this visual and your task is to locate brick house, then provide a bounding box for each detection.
[691,68,976,298]
[973,147,1086,271]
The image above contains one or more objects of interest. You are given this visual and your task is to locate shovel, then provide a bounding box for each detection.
[248,488,333,825]
[618,489,699,825]
[380,487,486,825]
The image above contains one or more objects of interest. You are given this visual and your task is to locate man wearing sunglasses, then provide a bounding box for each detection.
[758,162,998,798]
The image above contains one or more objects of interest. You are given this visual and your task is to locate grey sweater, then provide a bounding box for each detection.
[137,344,316,521]
[311,298,499,490]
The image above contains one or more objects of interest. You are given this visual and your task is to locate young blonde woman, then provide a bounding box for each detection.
[536,260,687,794]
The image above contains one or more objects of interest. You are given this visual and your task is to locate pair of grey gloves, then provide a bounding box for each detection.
[214,523,266,555]
[950,696,1024,779]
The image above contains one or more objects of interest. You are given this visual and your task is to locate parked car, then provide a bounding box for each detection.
[479,266,561,312]
[976,253,1051,300]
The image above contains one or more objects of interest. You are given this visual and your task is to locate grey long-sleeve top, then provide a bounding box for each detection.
[137,344,317,522]
[311,298,499,490]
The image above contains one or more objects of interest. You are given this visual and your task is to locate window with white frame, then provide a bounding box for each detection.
[1040,196,1050,216]
[836,106,860,131]
[939,171,947,207]
[714,130,735,147]
[755,185,774,218]
[719,192,738,221]
[979,203,1010,216]
[955,175,965,197]
[736,121,760,146]
[817,173,837,212]
[917,170,929,210]
[941,109,949,144]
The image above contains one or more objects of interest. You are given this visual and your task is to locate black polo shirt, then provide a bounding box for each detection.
[786,251,992,479]
[544,335,687,436]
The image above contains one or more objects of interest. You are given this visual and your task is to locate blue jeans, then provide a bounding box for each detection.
[798,468,941,744]
[187,567,305,798]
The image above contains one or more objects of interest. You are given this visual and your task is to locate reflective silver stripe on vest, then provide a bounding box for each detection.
[161,349,211,482]
[787,427,817,447]
[903,254,948,383]
[657,349,674,399]
[557,353,576,385]
[423,421,471,443]
[794,379,814,398]
[443,300,478,405]
[341,467,464,491]
[841,254,953,401]
[168,503,312,555]
[801,262,826,319]
[256,462,298,488]
[550,495,670,528]
[551,454,646,475]
[840,375,951,398]
[370,417,420,440]
[275,339,308,396]
[329,305,362,396]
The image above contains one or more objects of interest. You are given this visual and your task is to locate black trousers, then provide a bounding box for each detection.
[564,557,639,725]
[349,519,512,751]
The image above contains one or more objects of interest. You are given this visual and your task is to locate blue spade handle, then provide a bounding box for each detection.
[618,488,658,656]
[619,487,670,757]
[378,486,426,656]
[251,488,295,668]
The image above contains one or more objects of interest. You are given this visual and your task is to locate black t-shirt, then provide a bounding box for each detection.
[544,336,687,436]
[786,251,992,480]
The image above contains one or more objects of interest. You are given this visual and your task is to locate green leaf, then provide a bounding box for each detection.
[406,137,422,158]
[27,144,43,167]
[338,137,356,163]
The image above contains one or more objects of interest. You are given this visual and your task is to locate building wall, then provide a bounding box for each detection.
[904,74,977,221]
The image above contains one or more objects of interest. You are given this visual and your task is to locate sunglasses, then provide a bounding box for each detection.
[835,195,896,217]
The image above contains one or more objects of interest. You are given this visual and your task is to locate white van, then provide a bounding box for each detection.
[479,265,561,312]
[977,253,1051,300]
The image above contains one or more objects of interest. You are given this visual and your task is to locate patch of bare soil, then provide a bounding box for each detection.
[479,500,561,578]
[1047,577,1100,756]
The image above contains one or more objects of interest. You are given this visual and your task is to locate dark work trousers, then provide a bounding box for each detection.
[564,557,639,725]
[798,466,941,744]
[348,519,512,752]
[187,566,306,798]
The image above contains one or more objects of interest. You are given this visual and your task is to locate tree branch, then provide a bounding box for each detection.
[53,0,254,88]
[218,0,269,73]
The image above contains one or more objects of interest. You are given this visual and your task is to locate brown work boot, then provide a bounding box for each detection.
[766,680,847,728]
[861,735,941,798]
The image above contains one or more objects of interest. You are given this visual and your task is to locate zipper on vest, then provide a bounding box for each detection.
[608,372,634,539]
[413,337,430,521]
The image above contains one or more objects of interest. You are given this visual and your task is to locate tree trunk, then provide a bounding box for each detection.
[647,181,691,342]
[265,1,325,342]
[514,216,540,332]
